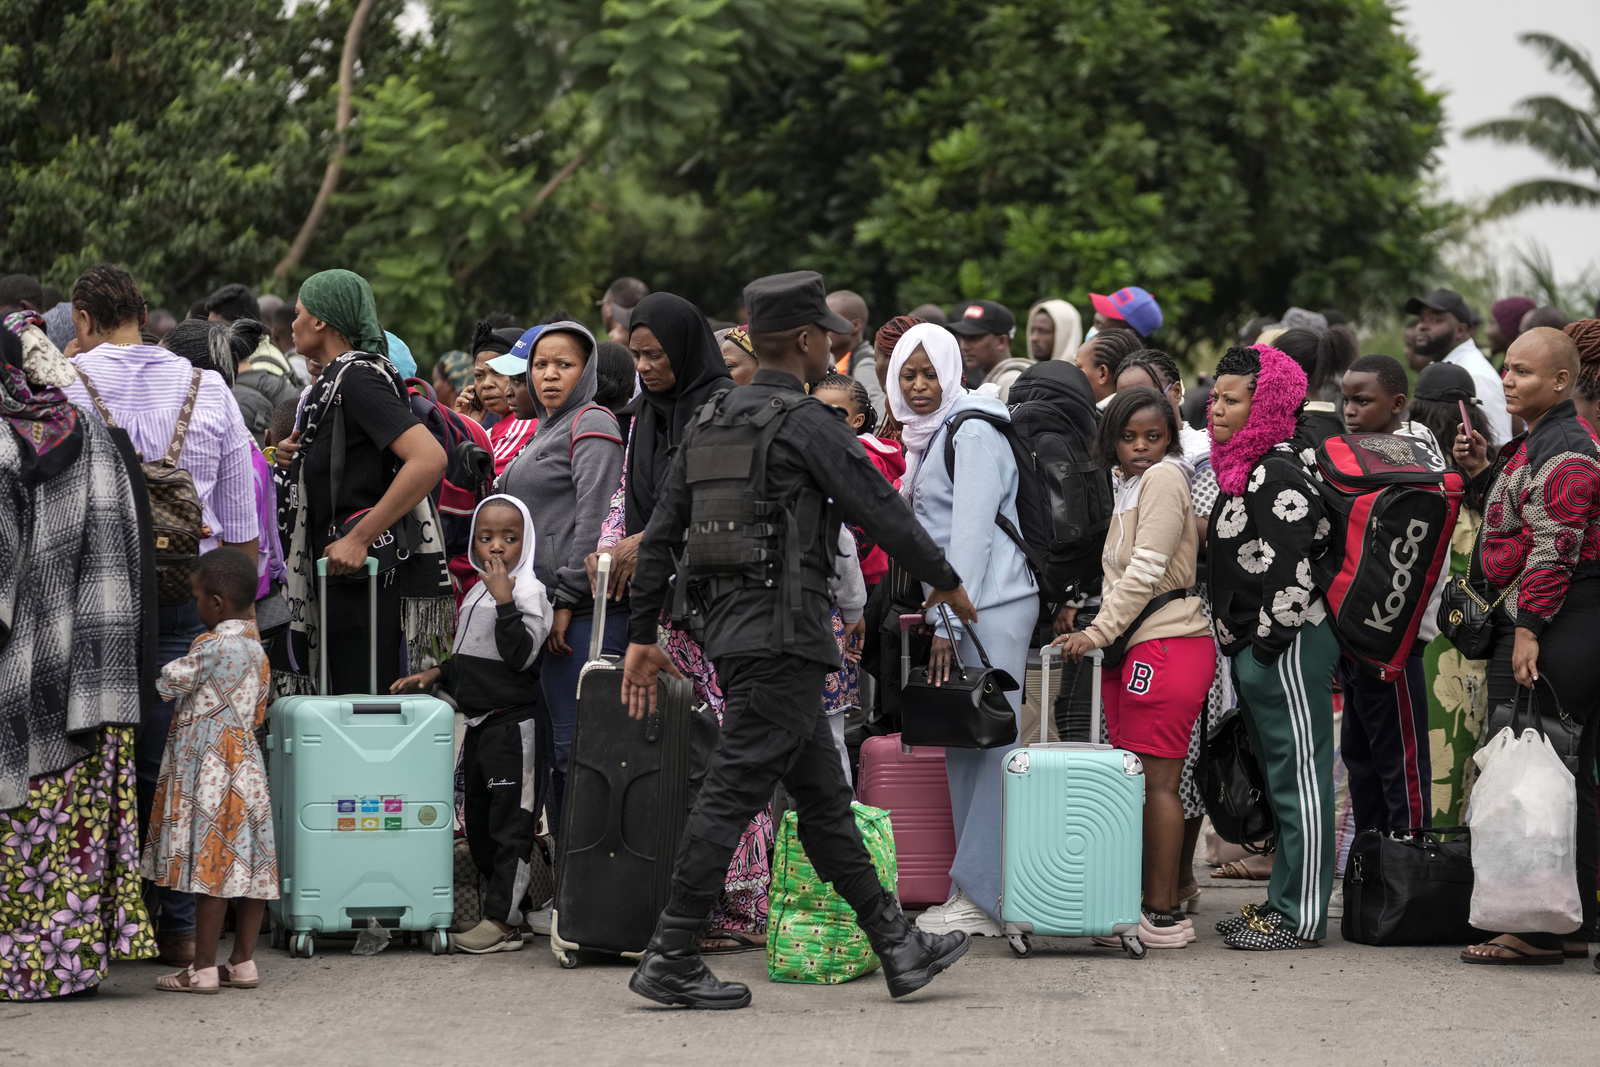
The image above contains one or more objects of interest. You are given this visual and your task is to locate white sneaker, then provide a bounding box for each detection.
[523,903,553,938]
[914,889,1002,937]
[914,888,962,925]
[1327,881,1344,920]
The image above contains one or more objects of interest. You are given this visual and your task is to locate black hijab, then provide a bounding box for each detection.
[624,293,733,534]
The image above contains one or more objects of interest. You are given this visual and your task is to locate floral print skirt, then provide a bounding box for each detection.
[664,621,774,935]
[1,726,156,1000]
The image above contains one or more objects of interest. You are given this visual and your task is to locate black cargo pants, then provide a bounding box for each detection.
[668,653,883,919]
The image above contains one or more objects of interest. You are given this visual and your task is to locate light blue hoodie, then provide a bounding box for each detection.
[908,392,1037,635]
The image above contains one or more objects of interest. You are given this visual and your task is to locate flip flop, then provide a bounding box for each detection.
[701,930,766,955]
[1212,860,1270,880]
[1460,941,1564,966]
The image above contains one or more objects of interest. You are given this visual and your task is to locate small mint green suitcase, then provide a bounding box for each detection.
[1000,647,1146,959]
[267,559,455,958]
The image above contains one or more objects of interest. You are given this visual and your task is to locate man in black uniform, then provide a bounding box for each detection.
[621,271,978,1010]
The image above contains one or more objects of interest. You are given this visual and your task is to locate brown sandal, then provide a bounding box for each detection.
[1212,859,1270,880]
[701,930,766,955]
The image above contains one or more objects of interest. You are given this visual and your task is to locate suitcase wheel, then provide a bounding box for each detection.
[556,950,577,969]
[268,919,287,952]
[429,929,449,956]
[1121,934,1146,960]
[291,932,315,959]
[1007,933,1031,958]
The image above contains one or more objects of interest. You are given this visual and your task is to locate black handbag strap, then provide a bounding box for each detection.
[1512,676,1576,737]
[936,604,993,670]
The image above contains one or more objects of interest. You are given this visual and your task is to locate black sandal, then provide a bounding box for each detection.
[1460,938,1564,966]
[701,929,766,955]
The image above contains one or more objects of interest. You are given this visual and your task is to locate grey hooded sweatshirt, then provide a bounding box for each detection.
[495,321,624,613]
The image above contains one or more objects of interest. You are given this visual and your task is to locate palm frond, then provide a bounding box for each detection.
[1484,178,1600,217]
[1465,114,1599,176]
[1519,32,1600,112]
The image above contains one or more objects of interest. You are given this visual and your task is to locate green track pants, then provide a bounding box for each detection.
[1232,617,1340,941]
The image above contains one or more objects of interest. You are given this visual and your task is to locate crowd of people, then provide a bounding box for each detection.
[3,256,1600,1005]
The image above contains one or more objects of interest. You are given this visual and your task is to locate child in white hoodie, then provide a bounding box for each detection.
[392,495,550,954]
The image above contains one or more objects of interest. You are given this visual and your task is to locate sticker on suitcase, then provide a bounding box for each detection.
[337,796,406,830]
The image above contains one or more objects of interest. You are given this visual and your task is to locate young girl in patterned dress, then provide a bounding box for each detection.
[141,548,278,993]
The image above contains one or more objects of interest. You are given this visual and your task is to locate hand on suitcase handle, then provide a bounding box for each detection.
[622,642,683,720]
[1051,630,1096,662]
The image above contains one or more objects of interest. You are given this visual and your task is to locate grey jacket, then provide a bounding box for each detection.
[495,321,624,608]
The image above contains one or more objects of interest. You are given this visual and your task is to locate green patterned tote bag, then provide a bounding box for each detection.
[766,801,898,984]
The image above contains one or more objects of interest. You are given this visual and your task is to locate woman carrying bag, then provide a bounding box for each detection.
[889,323,1039,939]
[1054,386,1213,948]
[1453,325,1600,966]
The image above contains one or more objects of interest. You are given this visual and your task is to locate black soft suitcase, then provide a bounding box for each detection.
[549,554,718,967]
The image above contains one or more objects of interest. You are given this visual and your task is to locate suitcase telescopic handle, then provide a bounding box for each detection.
[1038,644,1103,745]
[316,556,380,695]
[899,613,923,754]
[590,553,612,661]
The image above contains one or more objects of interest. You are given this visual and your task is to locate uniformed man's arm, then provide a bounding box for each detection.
[628,447,691,646]
[807,415,960,592]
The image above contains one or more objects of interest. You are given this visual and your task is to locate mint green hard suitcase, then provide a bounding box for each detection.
[1000,646,1146,959]
[267,559,455,958]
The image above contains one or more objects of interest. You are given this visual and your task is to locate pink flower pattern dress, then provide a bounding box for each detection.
[139,620,278,901]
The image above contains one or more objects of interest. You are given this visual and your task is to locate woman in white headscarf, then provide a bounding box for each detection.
[887,323,1039,939]
[1025,299,1084,363]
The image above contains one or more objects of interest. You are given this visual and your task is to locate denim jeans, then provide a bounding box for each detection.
[538,608,628,832]
[136,601,203,937]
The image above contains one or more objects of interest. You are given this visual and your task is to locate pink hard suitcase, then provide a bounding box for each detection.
[855,610,959,908]
[857,735,956,908]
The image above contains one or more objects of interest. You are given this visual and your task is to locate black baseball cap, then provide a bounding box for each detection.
[1404,287,1475,324]
[1414,362,1479,404]
[948,299,1017,337]
[744,271,853,334]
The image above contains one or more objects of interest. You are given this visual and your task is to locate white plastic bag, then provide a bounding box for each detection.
[1466,724,1582,934]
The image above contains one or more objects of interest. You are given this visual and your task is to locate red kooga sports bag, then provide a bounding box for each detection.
[1309,434,1465,682]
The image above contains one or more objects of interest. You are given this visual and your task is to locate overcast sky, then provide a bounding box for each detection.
[1401,0,1600,280]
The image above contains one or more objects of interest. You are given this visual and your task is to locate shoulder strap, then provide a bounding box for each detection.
[941,409,1013,479]
[76,370,120,431]
[568,403,623,461]
[160,369,204,469]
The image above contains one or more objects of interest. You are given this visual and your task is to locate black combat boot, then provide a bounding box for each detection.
[628,910,752,1010]
[858,890,971,999]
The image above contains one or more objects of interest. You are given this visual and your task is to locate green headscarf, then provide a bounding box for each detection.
[299,269,388,357]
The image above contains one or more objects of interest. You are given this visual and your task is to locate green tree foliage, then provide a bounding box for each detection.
[644,0,1449,346]
[1,0,1448,357]
[1465,32,1600,217]
[0,0,418,310]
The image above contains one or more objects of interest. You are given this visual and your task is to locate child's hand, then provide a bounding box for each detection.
[390,666,441,694]
[481,556,516,604]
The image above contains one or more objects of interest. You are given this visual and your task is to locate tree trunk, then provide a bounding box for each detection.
[273,0,379,281]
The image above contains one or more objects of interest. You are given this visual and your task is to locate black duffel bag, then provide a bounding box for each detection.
[1341,826,1480,946]
[1200,706,1276,853]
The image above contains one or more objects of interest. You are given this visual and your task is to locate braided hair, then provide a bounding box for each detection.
[1117,348,1182,393]
[817,371,877,432]
[1566,319,1600,402]
[1080,327,1143,379]
[71,263,146,334]
[1213,344,1263,386]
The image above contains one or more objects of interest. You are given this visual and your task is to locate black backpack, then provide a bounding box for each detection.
[942,381,1111,605]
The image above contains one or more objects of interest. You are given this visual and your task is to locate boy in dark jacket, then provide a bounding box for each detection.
[392,495,549,954]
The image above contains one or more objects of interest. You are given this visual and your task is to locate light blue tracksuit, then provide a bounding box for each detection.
[910,393,1039,921]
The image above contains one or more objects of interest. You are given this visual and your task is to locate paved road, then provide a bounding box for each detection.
[5,870,1597,1066]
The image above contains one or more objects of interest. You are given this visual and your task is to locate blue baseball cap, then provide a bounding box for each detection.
[486,325,544,376]
[1089,287,1163,337]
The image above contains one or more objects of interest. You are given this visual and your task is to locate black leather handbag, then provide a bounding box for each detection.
[1484,677,1583,774]
[1437,573,1510,660]
[899,607,1020,750]
[1341,827,1479,946]
[1200,705,1276,852]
